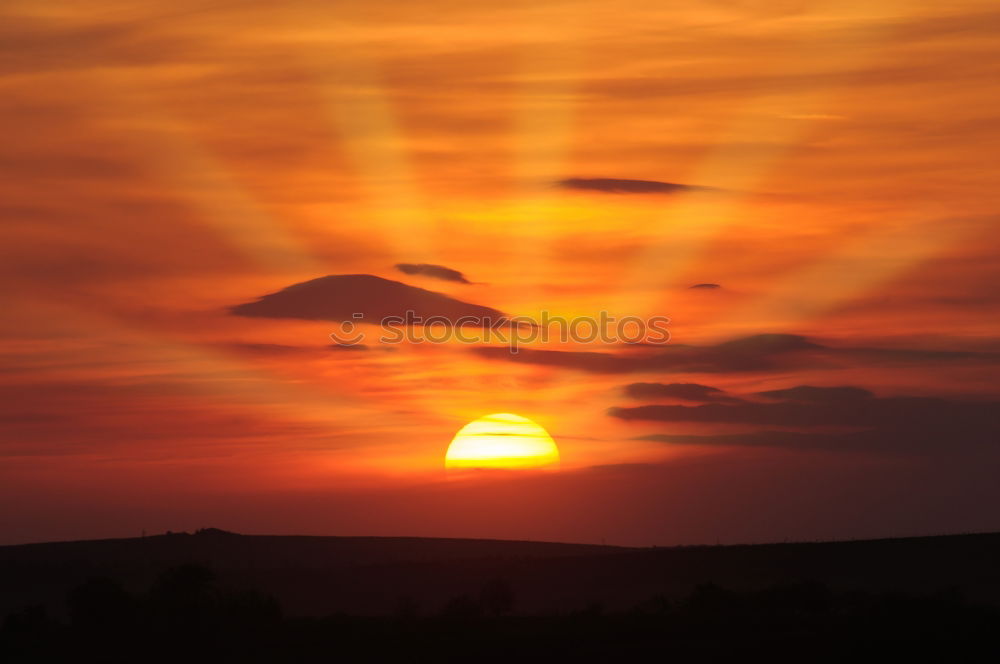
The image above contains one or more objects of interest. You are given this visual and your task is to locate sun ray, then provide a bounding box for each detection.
[617,0,923,320]
[72,40,323,274]
[480,0,928,419]
[289,2,438,264]
[706,209,984,339]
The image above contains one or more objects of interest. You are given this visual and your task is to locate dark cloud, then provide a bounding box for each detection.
[636,431,869,450]
[635,426,997,456]
[222,342,374,354]
[395,263,471,284]
[223,343,314,355]
[473,334,998,374]
[689,283,721,290]
[475,334,820,373]
[609,397,984,427]
[624,382,741,403]
[474,346,643,373]
[557,178,717,195]
[608,392,996,428]
[614,384,1000,455]
[230,274,507,326]
[756,385,874,402]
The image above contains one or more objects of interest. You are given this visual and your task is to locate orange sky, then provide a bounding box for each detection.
[1,0,999,545]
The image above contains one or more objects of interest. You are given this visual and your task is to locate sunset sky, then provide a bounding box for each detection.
[2,0,999,546]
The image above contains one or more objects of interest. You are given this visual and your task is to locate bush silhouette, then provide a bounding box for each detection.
[479,578,515,616]
[146,564,219,646]
[3,565,1000,662]
[68,577,135,631]
[440,593,482,619]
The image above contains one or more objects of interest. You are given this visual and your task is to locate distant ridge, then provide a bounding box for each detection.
[0,530,628,576]
[0,526,1000,559]
[3,530,999,617]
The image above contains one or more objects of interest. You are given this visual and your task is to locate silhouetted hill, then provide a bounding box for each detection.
[5,531,1000,662]
[0,529,1000,615]
[0,530,625,617]
[0,528,620,568]
[3,529,1000,620]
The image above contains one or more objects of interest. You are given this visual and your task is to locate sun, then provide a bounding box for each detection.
[445,413,560,470]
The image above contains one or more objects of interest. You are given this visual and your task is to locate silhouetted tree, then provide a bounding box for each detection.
[758,581,832,616]
[1,605,64,661]
[147,564,218,645]
[394,595,420,620]
[149,564,215,609]
[479,578,514,616]
[684,582,741,617]
[632,593,672,615]
[216,589,282,632]
[440,594,482,620]
[68,576,135,631]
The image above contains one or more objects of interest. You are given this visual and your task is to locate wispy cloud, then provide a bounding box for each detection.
[475,334,997,374]
[395,263,471,284]
[624,382,742,403]
[556,178,717,195]
[619,383,1000,455]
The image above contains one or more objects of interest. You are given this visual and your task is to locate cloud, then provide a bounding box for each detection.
[755,385,874,402]
[636,431,869,450]
[230,274,507,326]
[223,343,316,355]
[221,342,377,354]
[473,334,998,374]
[608,392,995,428]
[475,334,820,373]
[624,382,741,403]
[395,263,471,284]
[556,178,717,195]
[635,426,995,455]
[689,283,721,289]
[613,384,1000,454]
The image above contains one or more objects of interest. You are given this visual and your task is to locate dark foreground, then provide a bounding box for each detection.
[3,530,1000,662]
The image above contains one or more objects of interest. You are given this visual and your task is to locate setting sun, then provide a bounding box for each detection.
[445,413,560,470]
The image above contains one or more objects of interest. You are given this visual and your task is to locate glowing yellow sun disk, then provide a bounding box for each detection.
[446,413,560,470]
